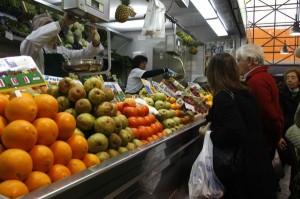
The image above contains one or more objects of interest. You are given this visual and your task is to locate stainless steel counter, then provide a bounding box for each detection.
[2,118,204,199]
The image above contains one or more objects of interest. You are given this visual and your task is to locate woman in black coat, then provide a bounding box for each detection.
[199,53,276,199]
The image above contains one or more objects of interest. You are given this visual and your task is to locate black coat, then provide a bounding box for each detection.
[279,85,300,134]
[206,89,276,199]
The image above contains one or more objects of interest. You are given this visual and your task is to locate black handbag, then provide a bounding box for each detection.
[212,88,243,184]
[213,146,243,184]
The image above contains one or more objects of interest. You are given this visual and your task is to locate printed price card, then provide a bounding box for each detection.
[0,56,47,93]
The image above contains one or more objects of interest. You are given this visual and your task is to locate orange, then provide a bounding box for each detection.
[33,118,59,146]
[0,149,33,181]
[0,143,5,154]
[47,164,71,183]
[66,134,88,160]
[4,96,38,122]
[54,112,76,140]
[0,93,9,116]
[0,115,7,138]
[34,94,58,118]
[29,145,54,172]
[0,180,29,199]
[50,140,72,166]
[24,171,51,192]
[9,92,33,100]
[2,120,38,151]
[67,159,86,174]
[169,97,177,104]
[9,92,33,101]
[82,153,100,168]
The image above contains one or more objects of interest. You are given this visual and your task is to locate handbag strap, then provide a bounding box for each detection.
[223,88,235,101]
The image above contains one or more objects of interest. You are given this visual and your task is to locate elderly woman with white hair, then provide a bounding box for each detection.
[20,13,102,77]
[236,43,286,160]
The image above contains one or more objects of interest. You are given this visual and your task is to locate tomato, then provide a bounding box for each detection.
[115,102,124,112]
[122,107,138,118]
[144,115,153,126]
[136,106,145,117]
[141,105,149,116]
[127,117,140,128]
[137,117,146,126]
[131,127,140,139]
[138,126,148,140]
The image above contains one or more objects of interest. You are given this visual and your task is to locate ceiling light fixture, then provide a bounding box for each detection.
[280,40,289,54]
[290,0,300,36]
[190,0,227,36]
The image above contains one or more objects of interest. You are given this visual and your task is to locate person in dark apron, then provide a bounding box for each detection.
[43,49,68,77]
[20,13,101,77]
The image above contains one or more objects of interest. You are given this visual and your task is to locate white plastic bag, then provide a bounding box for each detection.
[188,131,224,199]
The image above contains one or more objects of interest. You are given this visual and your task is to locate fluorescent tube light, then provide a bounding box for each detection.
[98,20,172,32]
[206,18,228,36]
[190,0,217,19]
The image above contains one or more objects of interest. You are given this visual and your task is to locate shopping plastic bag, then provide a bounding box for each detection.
[188,131,224,199]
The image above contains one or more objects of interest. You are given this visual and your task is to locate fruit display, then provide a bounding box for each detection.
[0,91,103,198]
[0,69,204,198]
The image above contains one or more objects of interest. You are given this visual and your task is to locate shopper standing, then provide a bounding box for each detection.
[199,52,276,199]
[279,68,300,199]
[236,43,286,160]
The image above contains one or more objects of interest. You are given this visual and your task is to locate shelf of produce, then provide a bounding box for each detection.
[6,117,204,199]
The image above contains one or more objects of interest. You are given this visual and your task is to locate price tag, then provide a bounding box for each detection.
[5,31,13,41]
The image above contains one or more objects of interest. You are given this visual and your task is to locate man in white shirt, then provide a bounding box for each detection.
[20,13,102,77]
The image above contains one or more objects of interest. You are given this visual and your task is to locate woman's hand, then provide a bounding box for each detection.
[199,122,211,136]
[89,26,100,47]
[277,138,287,150]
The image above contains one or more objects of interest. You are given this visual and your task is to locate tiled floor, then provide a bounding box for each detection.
[169,165,292,199]
[277,165,291,199]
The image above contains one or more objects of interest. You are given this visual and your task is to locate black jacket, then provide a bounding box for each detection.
[206,89,276,199]
[279,85,300,134]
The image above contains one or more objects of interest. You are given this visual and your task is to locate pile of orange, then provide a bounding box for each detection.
[0,92,100,198]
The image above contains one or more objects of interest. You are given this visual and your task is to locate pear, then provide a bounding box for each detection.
[84,77,103,93]
[58,77,75,94]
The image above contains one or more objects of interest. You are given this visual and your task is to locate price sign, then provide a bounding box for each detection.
[0,56,47,93]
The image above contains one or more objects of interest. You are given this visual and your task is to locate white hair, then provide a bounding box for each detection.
[31,14,53,30]
[236,43,265,65]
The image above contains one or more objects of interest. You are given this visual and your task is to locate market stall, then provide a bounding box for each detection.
[3,117,203,199]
